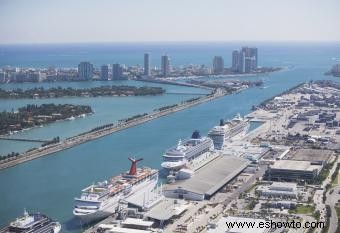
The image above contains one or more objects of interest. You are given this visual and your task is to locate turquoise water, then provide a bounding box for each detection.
[0,80,208,155]
[0,42,340,232]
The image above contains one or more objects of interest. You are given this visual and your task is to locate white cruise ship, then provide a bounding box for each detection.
[0,209,61,233]
[73,158,158,223]
[161,130,214,171]
[208,114,249,150]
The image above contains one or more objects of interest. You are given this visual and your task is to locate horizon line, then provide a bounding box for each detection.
[1,40,340,46]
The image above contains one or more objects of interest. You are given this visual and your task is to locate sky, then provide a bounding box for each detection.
[0,0,339,44]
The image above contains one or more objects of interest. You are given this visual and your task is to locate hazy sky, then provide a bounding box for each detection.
[0,0,339,44]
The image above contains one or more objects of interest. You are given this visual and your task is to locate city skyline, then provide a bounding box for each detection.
[0,0,339,44]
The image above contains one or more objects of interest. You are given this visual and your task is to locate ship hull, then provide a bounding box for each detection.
[73,209,113,223]
[73,172,158,223]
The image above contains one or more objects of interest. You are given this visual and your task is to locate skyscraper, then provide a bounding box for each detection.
[241,47,258,71]
[251,48,258,69]
[244,57,252,73]
[78,61,93,80]
[161,55,170,77]
[231,47,258,73]
[232,50,239,72]
[112,64,123,80]
[144,53,150,76]
[239,51,245,73]
[213,56,224,74]
[100,64,109,80]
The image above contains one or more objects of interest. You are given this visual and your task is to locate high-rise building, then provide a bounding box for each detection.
[161,55,170,77]
[242,47,258,71]
[100,65,109,80]
[112,64,123,80]
[144,53,150,76]
[213,56,224,74]
[251,48,258,69]
[78,62,93,80]
[232,50,239,72]
[232,47,258,73]
[245,57,252,73]
[238,51,245,73]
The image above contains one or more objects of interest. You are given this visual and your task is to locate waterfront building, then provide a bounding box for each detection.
[212,56,224,74]
[78,61,93,80]
[242,47,258,70]
[100,65,109,80]
[144,53,150,76]
[0,72,5,83]
[163,156,248,201]
[245,57,252,73]
[112,63,123,80]
[239,51,245,73]
[161,55,170,77]
[332,64,340,74]
[232,50,239,72]
[232,47,258,73]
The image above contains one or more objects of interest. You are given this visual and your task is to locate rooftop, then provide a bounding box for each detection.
[270,160,322,171]
[270,182,297,189]
[121,218,154,227]
[284,149,333,163]
[164,156,249,196]
[108,227,151,233]
[145,198,190,221]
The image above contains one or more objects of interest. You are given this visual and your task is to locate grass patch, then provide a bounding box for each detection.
[289,204,315,214]
[332,173,339,186]
[246,199,258,210]
[336,205,340,217]
[246,183,257,193]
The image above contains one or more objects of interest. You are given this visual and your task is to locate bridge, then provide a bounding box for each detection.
[0,137,50,143]
[166,92,207,95]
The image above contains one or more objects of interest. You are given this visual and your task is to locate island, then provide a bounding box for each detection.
[0,85,165,99]
[0,103,93,135]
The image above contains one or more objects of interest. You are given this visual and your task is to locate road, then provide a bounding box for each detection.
[313,156,339,233]
[325,157,340,233]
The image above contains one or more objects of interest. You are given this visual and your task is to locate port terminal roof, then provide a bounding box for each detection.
[164,156,249,197]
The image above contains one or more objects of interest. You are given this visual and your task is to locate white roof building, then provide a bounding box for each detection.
[257,182,298,198]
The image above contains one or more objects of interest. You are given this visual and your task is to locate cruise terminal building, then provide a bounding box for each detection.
[163,156,249,201]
